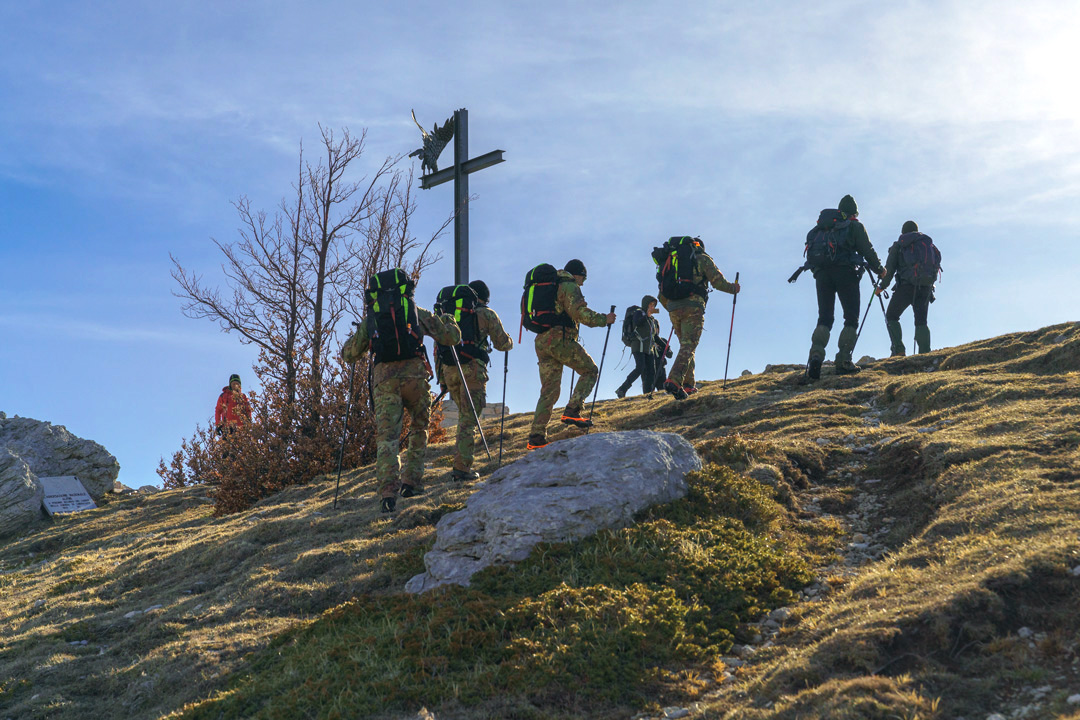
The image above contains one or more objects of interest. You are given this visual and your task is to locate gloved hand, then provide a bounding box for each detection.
[666,347,673,359]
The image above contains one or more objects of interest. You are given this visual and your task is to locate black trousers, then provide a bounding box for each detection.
[886,283,932,325]
[619,351,660,394]
[815,266,863,329]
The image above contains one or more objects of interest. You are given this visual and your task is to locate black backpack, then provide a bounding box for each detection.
[621,306,644,347]
[652,236,708,301]
[895,232,941,285]
[365,269,426,365]
[805,209,859,269]
[521,264,575,334]
[433,284,491,366]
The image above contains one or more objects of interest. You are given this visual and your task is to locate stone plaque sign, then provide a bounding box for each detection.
[40,476,98,516]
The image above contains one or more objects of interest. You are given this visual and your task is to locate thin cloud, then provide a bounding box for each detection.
[0,313,235,348]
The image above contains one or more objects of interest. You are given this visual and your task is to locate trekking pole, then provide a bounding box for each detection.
[498,350,508,466]
[854,272,880,348]
[587,305,617,434]
[449,345,491,461]
[722,271,740,390]
[333,347,360,510]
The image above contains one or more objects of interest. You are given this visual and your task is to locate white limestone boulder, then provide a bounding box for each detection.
[406,430,701,593]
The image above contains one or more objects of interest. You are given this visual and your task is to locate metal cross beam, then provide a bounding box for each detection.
[416,108,505,285]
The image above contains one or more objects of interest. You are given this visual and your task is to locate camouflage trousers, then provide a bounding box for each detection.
[530,328,597,438]
[443,360,488,471]
[667,306,704,387]
[373,377,431,498]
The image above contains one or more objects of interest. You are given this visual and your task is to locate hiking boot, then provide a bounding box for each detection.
[450,469,480,482]
[615,385,627,399]
[834,359,861,375]
[560,403,593,428]
[526,435,548,450]
[380,497,396,513]
[889,350,906,358]
[683,385,697,396]
[560,413,594,429]
[806,355,823,380]
[399,484,422,498]
[663,379,688,400]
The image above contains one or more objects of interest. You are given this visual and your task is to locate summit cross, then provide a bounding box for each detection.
[414,108,504,284]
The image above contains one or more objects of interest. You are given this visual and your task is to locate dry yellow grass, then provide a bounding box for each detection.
[3,322,1080,719]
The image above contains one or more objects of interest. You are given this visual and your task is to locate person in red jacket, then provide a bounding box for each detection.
[215,374,252,434]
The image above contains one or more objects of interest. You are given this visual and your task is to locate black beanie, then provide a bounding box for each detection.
[229,374,241,386]
[838,195,858,216]
[564,259,587,278]
[468,279,490,303]
[642,294,658,310]
[901,220,919,234]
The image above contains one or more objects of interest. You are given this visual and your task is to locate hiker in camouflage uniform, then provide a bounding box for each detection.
[877,220,938,356]
[342,296,460,513]
[437,279,513,481]
[659,241,740,400]
[528,259,616,449]
[805,194,885,379]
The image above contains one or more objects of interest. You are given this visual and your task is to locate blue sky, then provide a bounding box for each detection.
[2,1,1079,487]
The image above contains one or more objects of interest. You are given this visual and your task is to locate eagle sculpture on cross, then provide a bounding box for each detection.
[409,110,455,175]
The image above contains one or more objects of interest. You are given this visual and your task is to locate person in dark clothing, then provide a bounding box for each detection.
[615,295,671,397]
[877,220,939,355]
[805,194,885,379]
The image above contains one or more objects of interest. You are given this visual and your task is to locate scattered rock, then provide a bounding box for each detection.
[747,464,783,488]
[124,610,142,619]
[857,355,876,365]
[1065,693,1080,705]
[815,437,829,446]
[731,644,755,659]
[1018,627,1035,639]
[1071,565,1080,577]
[897,403,914,416]
[740,369,752,377]
[32,599,45,609]
[769,607,793,623]
[144,604,163,613]
[663,708,690,719]
[405,431,700,593]
[138,485,160,494]
[986,714,1007,720]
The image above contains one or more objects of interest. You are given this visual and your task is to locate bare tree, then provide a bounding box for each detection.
[172,126,443,417]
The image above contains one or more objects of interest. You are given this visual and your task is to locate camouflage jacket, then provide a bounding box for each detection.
[660,252,738,312]
[540,270,609,340]
[436,305,514,385]
[342,305,461,386]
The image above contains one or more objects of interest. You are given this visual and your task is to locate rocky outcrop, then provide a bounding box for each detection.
[406,430,701,593]
[0,447,44,531]
[0,413,119,532]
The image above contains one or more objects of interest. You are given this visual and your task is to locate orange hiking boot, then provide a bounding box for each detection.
[560,404,594,429]
[527,434,548,450]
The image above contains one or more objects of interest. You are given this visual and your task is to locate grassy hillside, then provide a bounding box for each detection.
[3,323,1079,719]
